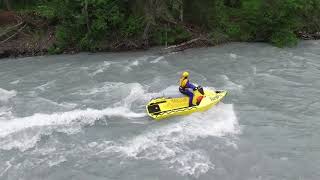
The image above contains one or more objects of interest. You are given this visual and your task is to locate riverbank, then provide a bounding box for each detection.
[1,10,320,59]
[1,29,319,59]
[0,11,216,59]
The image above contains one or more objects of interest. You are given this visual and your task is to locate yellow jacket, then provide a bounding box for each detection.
[179,77,188,88]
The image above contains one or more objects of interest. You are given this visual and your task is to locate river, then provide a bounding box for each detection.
[0,41,319,180]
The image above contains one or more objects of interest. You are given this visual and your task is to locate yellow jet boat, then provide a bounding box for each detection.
[146,87,227,120]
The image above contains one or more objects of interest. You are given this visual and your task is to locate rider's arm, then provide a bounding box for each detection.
[186,81,196,90]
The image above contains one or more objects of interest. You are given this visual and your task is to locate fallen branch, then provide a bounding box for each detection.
[128,40,138,48]
[15,14,22,23]
[160,36,211,54]
[165,37,201,50]
[114,41,123,49]
[114,40,139,50]
[0,23,26,44]
[0,21,24,38]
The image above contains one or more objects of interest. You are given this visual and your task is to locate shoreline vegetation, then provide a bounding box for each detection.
[0,0,319,59]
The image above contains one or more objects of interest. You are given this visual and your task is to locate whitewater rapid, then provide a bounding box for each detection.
[1,41,319,180]
[0,51,241,179]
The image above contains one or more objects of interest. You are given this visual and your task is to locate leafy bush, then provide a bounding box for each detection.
[151,25,191,45]
[8,0,320,51]
[271,30,298,47]
[35,5,55,20]
[48,46,62,55]
[48,0,125,51]
[209,30,229,44]
[226,24,241,39]
[121,16,144,38]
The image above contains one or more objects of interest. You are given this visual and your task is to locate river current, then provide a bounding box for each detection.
[0,41,319,180]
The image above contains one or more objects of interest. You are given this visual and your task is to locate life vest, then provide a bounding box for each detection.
[179,77,188,88]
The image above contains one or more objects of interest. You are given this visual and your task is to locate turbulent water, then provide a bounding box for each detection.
[0,41,319,180]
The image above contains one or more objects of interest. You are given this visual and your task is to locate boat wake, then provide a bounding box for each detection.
[87,103,240,177]
[0,106,145,151]
[0,81,240,177]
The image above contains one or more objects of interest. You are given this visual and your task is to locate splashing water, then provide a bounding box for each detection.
[1,41,318,180]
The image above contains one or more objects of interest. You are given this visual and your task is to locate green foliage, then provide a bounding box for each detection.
[151,25,191,45]
[34,5,56,20]
[209,30,229,44]
[271,30,298,47]
[174,0,316,46]
[55,25,74,49]
[48,46,62,55]
[6,0,320,51]
[121,16,144,38]
[298,0,320,33]
[218,0,306,44]
[184,0,228,29]
[46,0,126,51]
[79,35,94,50]
[174,26,192,42]
[226,24,241,39]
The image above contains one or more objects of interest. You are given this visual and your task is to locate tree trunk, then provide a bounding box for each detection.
[5,0,11,10]
[179,1,183,22]
[165,24,168,47]
[142,21,151,47]
[84,0,90,33]
[143,21,151,40]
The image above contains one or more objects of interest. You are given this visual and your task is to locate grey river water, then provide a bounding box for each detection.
[0,41,319,180]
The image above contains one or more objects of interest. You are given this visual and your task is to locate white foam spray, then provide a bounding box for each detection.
[221,75,243,91]
[0,88,16,103]
[97,103,240,177]
[0,107,145,151]
[150,56,165,63]
[89,61,111,76]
